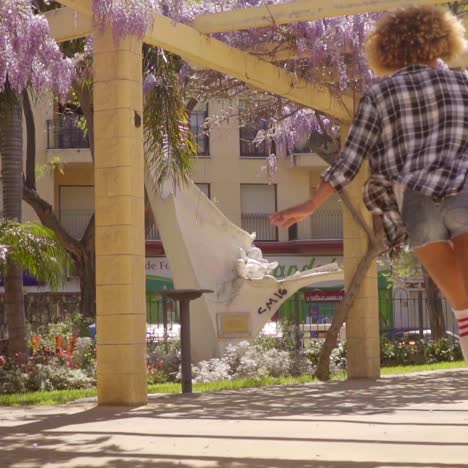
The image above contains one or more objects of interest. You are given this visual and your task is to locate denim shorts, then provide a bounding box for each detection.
[402,181,468,249]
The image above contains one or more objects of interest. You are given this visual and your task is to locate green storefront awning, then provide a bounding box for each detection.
[146,275,174,293]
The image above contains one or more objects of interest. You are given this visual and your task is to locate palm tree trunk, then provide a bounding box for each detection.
[0,93,27,358]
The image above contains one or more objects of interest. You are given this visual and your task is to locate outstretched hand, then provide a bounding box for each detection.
[270,201,315,229]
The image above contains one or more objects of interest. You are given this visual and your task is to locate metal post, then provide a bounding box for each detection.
[179,299,192,394]
[294,294,301,351]
[162,293,168,350]
[418,290,424,339]
[159,289,213,394]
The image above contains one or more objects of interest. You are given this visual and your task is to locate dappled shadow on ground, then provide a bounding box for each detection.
[1,370,468,467]
[2,452,468,468]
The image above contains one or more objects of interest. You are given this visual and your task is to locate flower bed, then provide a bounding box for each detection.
[0,315,464,394]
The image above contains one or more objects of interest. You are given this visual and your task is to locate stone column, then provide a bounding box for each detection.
[93,29,147,405]
[341,125,380,379]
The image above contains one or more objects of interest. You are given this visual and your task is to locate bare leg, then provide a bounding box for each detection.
[415,239,468,361]
[452,233,468,298]
[414,241,468,310]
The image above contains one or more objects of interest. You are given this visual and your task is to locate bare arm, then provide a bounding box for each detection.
[270,180,336,229]
[271,94,381,230]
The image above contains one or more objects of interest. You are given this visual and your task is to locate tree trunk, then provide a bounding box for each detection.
[315,197,386,381]
[22,87,98,321]
[78,219,96,319]
[422,268,446,340]
[79,262,96,319]
[0,93,28,357]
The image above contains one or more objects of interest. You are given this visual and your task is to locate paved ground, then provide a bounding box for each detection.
[1,369,468,468]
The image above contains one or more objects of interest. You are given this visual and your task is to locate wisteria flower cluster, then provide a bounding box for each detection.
[0,0,75,98]
[92,0,159,41]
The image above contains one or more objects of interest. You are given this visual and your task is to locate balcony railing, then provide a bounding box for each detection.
[310,208,343,239]
[47,116,89,149]
[241,213,278,241]
[146,224,160,241]
[59,210,163,241]
[57,208,341,243]
[240,126,269,157]
[59,210,94,240]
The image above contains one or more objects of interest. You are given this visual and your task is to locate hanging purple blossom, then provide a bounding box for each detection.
[92,0,159,41]
[143,73,162,95]
[0,0,75,98]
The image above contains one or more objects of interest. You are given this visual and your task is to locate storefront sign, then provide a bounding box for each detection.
[145,258,173,292]
[304,290,345,302]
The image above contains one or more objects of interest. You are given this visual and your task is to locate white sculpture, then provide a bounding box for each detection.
[236,245,279,280]
[145,175,344,362]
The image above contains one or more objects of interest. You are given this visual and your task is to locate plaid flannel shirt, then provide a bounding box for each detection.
[323,65,468,249]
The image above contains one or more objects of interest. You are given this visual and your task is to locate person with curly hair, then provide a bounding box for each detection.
[271,6,468,357]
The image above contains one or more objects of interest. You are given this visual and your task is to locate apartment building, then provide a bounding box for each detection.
[2,96,405,329]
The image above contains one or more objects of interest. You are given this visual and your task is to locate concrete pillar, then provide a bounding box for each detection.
[341,125,380,379]
[93,29,147,405]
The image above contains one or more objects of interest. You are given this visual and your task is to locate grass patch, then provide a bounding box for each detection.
[189,375,317,393]
[1,362,466,407]
[0,376,318,407]
[0,388,97,407]
[381,360,467,375]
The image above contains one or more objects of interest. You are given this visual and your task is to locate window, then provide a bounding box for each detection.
[47,114,89,149]
[59,186,94,240]
[190,108,209,156]
[196,183,210,198]
[239,116,271,157]
[288,224,298,241]
[309,195,343,239]
[240,184,278,241]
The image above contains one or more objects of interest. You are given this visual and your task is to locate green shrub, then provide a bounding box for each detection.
[380,337,462,367]
[146,339,181,382]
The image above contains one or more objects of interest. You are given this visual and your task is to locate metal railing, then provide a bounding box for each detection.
[239,126,269,157]
[190,110,209,156]
[310,208,343,239]
[47,116,89,149]
[0,293,82,338]
[58,210,163,241]
[146,224,160,240]
[383,295,458,339]
[0,293,460,347]
[59,209,94,240]
[241,213,278,241]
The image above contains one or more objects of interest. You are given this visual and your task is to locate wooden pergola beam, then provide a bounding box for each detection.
[57,0,90,16]
[52,0,466,121]
[144,15,353,121]
[46,8,303,62]
[53,2,354,121]
[46,5,92,42]
[191,0,451,34]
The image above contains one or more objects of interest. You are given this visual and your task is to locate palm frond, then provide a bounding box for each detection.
[0,220,72,290]
[143,47,196,191]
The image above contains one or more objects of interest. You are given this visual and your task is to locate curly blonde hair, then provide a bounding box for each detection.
[365,6,466,76]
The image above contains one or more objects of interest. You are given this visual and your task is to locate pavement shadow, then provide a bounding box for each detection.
[1,370,467,467]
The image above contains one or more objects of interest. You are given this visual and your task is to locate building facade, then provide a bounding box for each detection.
[2,96,408,334]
